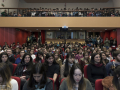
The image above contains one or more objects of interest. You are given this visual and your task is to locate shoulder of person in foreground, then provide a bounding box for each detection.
[59,79,67,90]
[84,78,93,90]
[10,79,18,90]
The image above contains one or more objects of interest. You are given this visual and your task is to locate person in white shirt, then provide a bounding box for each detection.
[30,49,36,60]
[0,63,18,90]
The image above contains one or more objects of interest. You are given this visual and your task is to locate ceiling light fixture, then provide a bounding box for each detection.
[105,29,107,30]
[36,29,38,30]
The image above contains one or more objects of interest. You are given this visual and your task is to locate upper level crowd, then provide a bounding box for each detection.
[0,7,120,17]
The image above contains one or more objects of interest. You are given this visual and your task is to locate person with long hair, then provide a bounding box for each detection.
[44,53,59,82]
[102,65,120,90]
[0,63,18,90]
[34,51,45,63]
[87,53,107,87]
[61,53,75,79]
[59,63,93,90]
[75,48,83,62]
[0,52,13,74]
[100,52,109,66]
[54,52,62,67]
[14,53,33,90]
[23,63,53,90]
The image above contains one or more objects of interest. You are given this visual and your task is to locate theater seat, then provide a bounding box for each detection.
[84,65,88,79]
[12,64,17,75]
[49,78,54,90]
[60,78,65,85]
[95,79,103,90]
[11,76,21,90]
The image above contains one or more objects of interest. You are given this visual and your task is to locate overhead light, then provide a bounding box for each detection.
[48,29,50,30]
[36,29,38,30]
[93,29,94,30]
[59,29,60,30]
[80,29,82,30]
[105,29,107,30]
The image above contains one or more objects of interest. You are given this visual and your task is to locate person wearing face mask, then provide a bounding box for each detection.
[14,53,33,90]
[59,64,93,90]
[102,65,120,90]
[61,53,75,79]
[106,51,120,76]
[87,53,107,87]
[100,52,109,66]
[0,52,13,74]
[23,63,53,90]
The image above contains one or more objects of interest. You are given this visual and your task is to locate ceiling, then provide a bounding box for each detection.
[24,0,109,3]
[16,27,116,32]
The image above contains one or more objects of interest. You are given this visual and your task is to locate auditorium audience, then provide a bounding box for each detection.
[54,52,62,67]
[75,48,83,62]
[100,52,109,66]
[0,63,18,90]
[59,64,93,90]
[23,63,53,90]
[87,53,107,87]
[30,49,36,60]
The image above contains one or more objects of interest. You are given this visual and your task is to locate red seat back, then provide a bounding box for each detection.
[84,65,88,79]
[60,78,65,85]
[49,78,54,90]
[12,64,17,75]
[95,79,103,90]
[11,76,21,90]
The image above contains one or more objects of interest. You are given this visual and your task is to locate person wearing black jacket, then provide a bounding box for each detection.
[110,37,113,47]
[87,53,107,87]
[0,52,13,75]
[27,9,31,17]
[14,53,33,90]
[7,48,15,63]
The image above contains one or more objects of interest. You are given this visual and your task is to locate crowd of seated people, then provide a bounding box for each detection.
[0,35,119,90]
[1,7,120,17]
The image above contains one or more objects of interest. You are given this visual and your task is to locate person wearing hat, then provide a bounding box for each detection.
[106,50,120,76]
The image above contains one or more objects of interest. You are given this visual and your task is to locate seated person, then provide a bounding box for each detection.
[33,51,45,63]
[15,49,25,64]
[14,48,20,60]
[44,53,59,89]
[0,63,18,90]
[102,65,120,90]
[1,10,8,16]
[100,52,109,66]
[14,53,33,90]
[7,48,15,63]
[30,49,36,60]
[59,63,93,90]
[23,63,53,90]
[54,52,62,67]
[0,52,13,74]
[61,53,75,79]
[106,50,120,76]
[87,53,107,87]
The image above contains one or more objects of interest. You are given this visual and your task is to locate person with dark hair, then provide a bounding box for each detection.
[34,51,45,63]
[23,63,53,90]
[30,49,36,60]
[0,63,18,90]
[44,53,59,84]
[14,47,20,60]
[102,65,120,90]
[14,53,33,90]
[106,50,120,76]
[104,38,110,49]
[15,49,25,64]
[75,48,83,62]
[0,52,13,74]
[100,52,109,66]
[87,53,107,87]
[61,53,75,79]
[6,48,15,63]
[59,63,93,90]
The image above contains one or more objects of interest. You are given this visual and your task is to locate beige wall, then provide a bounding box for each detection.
[0,17,120,28]
[113,0,120,7]
[19,0,113,9]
